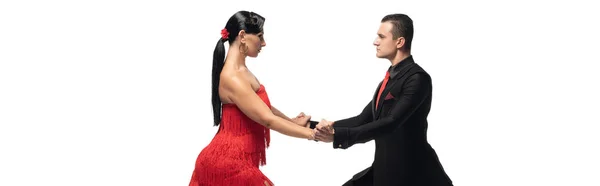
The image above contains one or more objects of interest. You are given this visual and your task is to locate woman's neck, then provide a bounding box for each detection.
[225,46,247,68]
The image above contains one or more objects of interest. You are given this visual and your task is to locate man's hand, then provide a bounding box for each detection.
[291,112,311,128]
[315,119,334,143]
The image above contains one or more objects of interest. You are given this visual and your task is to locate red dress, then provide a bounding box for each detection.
[189,84,273,186]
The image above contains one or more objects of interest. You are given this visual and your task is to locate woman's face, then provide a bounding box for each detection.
[243,32,266,57]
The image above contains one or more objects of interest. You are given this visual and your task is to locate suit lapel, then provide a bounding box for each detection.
[373,63,417,119]
[371,81,383,118]
[374,80,398,119]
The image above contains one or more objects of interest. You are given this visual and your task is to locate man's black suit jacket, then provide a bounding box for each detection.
[312,56,453,186]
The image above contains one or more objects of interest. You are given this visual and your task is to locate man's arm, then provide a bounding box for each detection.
[332,73,431,149]
[333,101,374,128]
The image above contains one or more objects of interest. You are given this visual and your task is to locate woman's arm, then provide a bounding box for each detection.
[222,77,315,140]
[272,107,311,127]
[271,107,292,121]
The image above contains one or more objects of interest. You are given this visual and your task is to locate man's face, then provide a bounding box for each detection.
[373,21,402,59]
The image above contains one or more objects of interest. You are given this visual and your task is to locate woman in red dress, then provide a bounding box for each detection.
[188,11,318,186]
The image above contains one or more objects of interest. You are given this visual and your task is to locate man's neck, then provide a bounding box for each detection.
[388,51,411,66]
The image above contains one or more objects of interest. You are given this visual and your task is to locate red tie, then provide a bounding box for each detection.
[375,71,390,109]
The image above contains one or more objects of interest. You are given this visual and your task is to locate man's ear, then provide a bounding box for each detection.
[238,30,246,44]
[396,37,405,49]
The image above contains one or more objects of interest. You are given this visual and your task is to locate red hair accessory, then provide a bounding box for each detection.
[221,28,229,40]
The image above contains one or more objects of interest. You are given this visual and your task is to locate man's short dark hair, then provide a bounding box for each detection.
[381,14,414,51]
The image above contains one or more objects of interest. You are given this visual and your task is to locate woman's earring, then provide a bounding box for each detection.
[239,43,248,55]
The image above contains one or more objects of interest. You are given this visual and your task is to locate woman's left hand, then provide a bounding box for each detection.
[291,112,311,127]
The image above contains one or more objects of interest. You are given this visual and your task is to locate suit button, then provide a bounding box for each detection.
[338,144,342,148]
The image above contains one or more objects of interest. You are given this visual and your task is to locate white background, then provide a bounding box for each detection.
[1,0,599,185]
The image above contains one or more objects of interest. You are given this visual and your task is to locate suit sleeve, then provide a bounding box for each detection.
[332,100,373,128]
[332,73,431,149]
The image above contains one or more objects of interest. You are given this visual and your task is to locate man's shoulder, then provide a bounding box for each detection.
[395,63,432,89]
[400,63,430,81]
[410,62,428,74]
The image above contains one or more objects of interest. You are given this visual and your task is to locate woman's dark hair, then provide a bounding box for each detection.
[212,11,265,126]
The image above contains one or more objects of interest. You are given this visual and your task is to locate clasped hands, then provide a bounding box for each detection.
[314,119,334,142]
[291,113,334,143]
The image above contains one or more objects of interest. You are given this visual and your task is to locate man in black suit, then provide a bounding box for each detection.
[313,14,453,186]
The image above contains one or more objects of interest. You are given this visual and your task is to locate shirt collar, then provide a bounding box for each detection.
[388,55,415,79]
